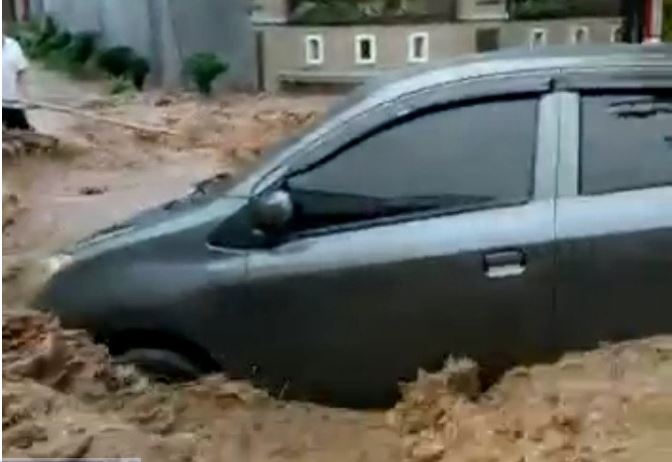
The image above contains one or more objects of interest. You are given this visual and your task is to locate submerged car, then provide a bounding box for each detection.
[40,45,672,405]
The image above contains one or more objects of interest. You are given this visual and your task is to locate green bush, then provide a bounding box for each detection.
[97,46,150,89]
[109,76,135,95]
[48,31,72,49]
[37,16,58,45]
[97,46,135,77]
[65,32,98,64]
[8,21,43,57]
[43,48,70,71]
[128,56,150,90]
[34,30,71,58]
[184,53,228,95]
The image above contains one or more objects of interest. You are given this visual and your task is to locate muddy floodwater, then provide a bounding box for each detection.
[3,68,672,462]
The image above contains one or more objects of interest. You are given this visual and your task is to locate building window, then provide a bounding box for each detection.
[476,28,500,52]
[355,34,376,65]
[611,25,623,43]
[305,35,324,65]
[529,28,547,48]
[407,32,429,63]
[571,26,590,44]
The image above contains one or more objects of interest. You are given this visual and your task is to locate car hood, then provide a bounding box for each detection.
[67,176,248,259]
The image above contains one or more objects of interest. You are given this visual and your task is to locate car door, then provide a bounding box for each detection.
[555,89,672,351]
[240,93,559,404]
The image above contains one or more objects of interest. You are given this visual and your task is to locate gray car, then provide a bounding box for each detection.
[40,45,672,405]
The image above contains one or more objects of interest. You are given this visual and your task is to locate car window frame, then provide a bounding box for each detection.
[553,68,672,200]
[271,94,546,240]
[577,88,672,196]
[249,74,552,196]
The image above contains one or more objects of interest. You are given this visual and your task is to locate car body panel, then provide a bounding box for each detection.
[40,196,249,343]
[556,187,672,349]
[243,200,556,401]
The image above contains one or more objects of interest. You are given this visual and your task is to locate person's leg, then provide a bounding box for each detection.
[14,108,31,130]
[2,107,14,128]
[2,107,32,130]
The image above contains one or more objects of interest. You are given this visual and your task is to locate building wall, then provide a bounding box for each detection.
[501,17,621,46]
[261,17,622,91]
[30,0,256,90]
[263,23,475,82]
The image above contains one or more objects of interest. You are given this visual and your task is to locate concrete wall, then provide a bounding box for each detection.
[264,23,475,78]
[500,17,621,46]
[31,0,256,90]
[261,17,622,91]
[151,0,258,89]
[42,0,100,31]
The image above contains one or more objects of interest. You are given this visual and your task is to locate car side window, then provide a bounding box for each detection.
[580,92,672,195]
[285,97,538,232]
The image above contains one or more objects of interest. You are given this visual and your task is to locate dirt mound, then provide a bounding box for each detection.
[5,310,672,461]
[1,311,184,459]
[3,380,198,460]
[2,310,399,461]
[2,312,130,399]
[390,338,672,462]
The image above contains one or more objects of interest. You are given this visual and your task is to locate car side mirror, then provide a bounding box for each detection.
[251,189,294,233]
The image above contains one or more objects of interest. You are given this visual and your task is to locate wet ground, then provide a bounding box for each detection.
[4,67,672,462]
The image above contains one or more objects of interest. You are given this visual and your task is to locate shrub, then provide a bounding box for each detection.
[97,47,150,89]
[184,53,228,95]
[97,46,135,77]
[43,48,71,71]
[8,21,42,56]
[37,16,58,45]
[48,31,72,50]
[34,30,71,58]
[66,32,98,64]
[128,56,150,90]
[109,76,135,95]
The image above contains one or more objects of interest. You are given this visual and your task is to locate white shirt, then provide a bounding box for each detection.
[3,36,29,108]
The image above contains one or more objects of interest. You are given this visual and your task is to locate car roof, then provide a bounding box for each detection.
[356,44,672,101]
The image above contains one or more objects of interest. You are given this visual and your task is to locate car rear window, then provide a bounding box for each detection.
[580,93,672,195]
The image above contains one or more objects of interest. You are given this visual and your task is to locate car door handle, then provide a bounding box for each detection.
[483,250,526,279]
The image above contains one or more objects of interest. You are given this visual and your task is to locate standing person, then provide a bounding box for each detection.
[3,33,32,130]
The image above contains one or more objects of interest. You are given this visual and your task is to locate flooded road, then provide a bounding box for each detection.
[4,67,672,462]
[3,67,330,257]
